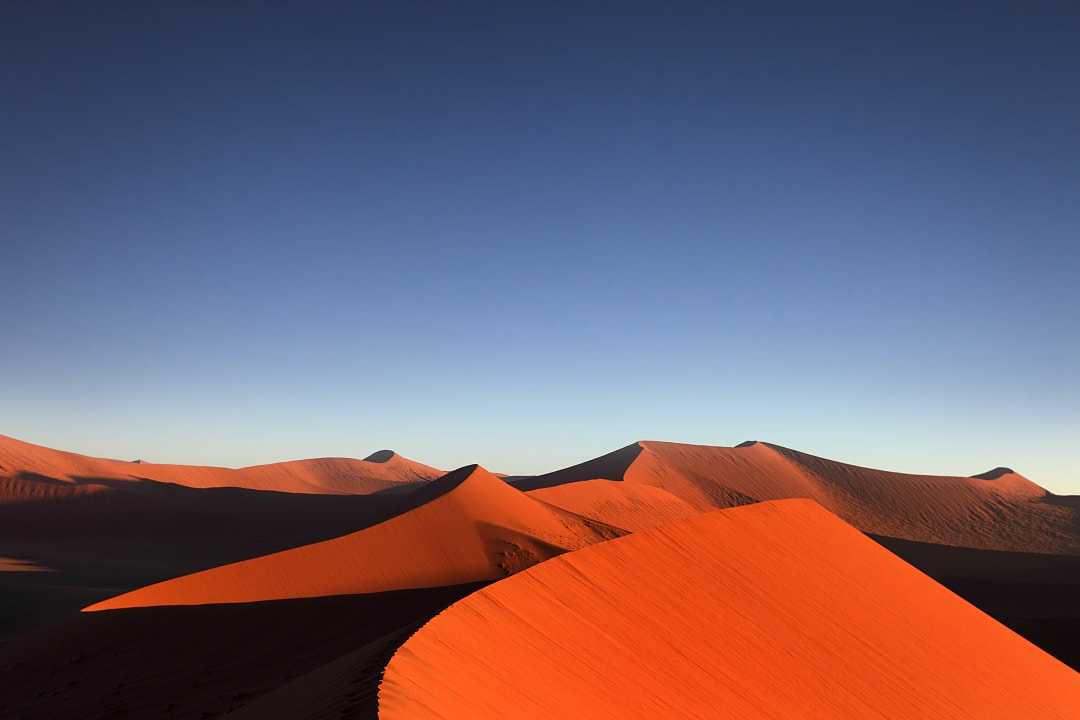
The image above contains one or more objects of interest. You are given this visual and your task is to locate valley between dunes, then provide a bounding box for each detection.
[0,433,1077,718]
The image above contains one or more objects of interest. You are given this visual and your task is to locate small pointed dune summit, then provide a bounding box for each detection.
[363,449,398,463]
[0,433,441,496]
[83,465,616,611]
[379,500,1080,719]
[519,440,1078,553]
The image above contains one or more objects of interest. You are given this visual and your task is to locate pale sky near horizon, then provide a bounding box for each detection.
[3,3,1078,492]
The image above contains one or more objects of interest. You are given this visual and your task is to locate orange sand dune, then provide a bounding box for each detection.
[0,433,440,497]
[380,500,1080,719]
[520,440,1080,552]
[0,436,445,639]
[0,481,421,640]
[84,465,619,611]
[528,480,699,532]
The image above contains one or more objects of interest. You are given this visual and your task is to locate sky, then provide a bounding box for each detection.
[3,2,1078,491]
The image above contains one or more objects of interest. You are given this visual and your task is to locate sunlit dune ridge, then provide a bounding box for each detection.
[379,500,1080,719]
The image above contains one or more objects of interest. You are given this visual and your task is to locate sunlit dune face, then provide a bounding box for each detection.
[379,500,1080,719]
[527,479,699,532]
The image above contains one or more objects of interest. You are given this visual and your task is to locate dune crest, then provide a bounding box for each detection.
[379,500,1080,719]
[520,440,1078,552]
[528,480,699,532]
[83,465,617,611]
[0,433,440,496]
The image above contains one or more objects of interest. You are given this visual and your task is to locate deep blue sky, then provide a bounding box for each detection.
[3,3,1078,491]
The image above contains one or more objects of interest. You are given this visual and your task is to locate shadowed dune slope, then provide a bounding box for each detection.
[0,484,420,641]
[0,434,443,637]
[0,434,440,496]
[521,440,1079,552]
[380,500,1080,720]
[0,584,481,720]
[84,465,619,611]
[873,534,1080,671]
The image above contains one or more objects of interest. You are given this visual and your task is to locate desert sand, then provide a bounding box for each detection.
[83,464,619,610]
[519,440,1079,552]
[0,433,444,639]
[874,533,1080,671]
[0,434,1077,719]
[0,433,440,496]
[380,500,1080,719]
[0,584,481,720]
[529,478,700,532]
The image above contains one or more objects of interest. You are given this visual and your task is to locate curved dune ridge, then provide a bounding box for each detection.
[520,440,1078,552]
[528,480,700,532]
[83,465,619,611]
[0,434,441,497]
[379,500,1080,720]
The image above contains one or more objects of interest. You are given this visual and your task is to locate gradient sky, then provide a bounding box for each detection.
[3,3,1078,491]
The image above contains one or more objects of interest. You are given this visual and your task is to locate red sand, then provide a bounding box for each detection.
[0,433,440,497]
[1,434,1077,717]
[380,500,1080,719]
[0,433,446,638]
[529,479,699,532]
[523,440,1079,552]
[83,465,618,610]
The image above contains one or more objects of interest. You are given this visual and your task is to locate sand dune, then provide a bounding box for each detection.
[520,440,1080,552]
[0,433,440,497]
[0,433,445,639]
[874,534,1080,671]
[84,465,619,611]
[380,500,1080,719]
[2,434,1077,718]
[528,480,699,532]
[0,482,417,640]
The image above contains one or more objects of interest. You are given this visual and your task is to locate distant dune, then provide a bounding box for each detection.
[0,434,440,496]
[518,440,1079,553]
[0,433,444,639]
[84,465,620,610]
[528,479,700,532]
[380,500,1080,719]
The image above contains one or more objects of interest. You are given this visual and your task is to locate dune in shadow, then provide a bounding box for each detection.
[380,500,1080,719]
[0,583,480,720]
[0,433,449,638]
[0,479,424,641]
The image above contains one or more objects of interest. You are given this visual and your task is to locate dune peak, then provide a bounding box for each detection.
[363,449,397,463]
[81,460,610,612]
[420,463,485,495]
[972,467,1017,480]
